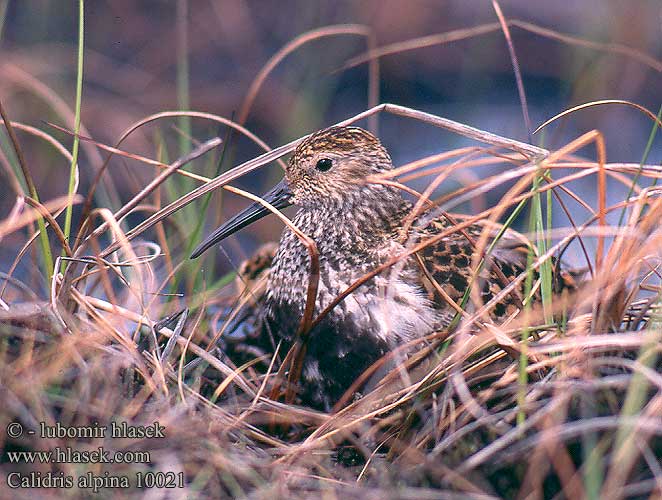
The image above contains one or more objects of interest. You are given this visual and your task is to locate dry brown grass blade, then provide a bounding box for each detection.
[97,103,551,260]
[343,22,503,69]
[0,145,24,197]
[509,19,662,72]
[80,137,218,254]
[210,354,272,402]
[116,137,222,222]
[378,147,485,181]
[0,119,80,299]
[534,100,662,135]
[343,20,662,73]
[0,194,82,240]
[398,148,483,235]
[46,121,170,169]
[22,197,73,257]
[96,136,301,258]
[2,62,106,175]
[56,205,147,314]
[492,0,532,140]
[0,119,80,236]
[364,103,548,161]
[0,120,75,176]
[76,110,288,240]
[0,99,35,198]
[237,24,377,126]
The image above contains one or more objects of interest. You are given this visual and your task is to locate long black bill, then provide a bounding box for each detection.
[190,179,293,259]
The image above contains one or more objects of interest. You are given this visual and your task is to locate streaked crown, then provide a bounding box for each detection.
[285,126,393,207]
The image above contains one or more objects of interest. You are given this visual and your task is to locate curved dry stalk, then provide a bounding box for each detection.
[0,142,27,198]
[0,100,35,198]
[2,62,105,173]
[204,183,320,404]
[237,24,377,126]
[0,119,79,218]
[0,120,77,189]
[430,161,662,219]
[343,22,502,70]
[492,0,532,140]
[0,118,79,297]
[361,103,548,160]
[210,354,272,402]
[343,20,662,73]
[98,135,302,258]
[98,102,558,259]
[534,100,662,135]
[81,137,219,254]
[0,194,81,240]
[47,121,171,169]
[399,148,488,236]
[76,110,288,244]
[375,147,483,180]
[22,197,73,257]
[71,207,147,307]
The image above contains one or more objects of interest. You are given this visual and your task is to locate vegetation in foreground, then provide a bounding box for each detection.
[1,7,661,499]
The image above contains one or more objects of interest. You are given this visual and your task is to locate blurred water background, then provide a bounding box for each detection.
[1,0,660,280]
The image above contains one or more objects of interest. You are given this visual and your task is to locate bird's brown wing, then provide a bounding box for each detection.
[413,217,539,322]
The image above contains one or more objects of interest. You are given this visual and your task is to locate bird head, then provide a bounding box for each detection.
[285,126,392,208]
[191,126,393,259]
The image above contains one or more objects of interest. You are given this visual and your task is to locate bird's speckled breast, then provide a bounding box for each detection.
[263,207,440,409]
[264,196,439,343]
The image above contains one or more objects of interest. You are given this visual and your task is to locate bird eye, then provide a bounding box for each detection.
[315,158,333,172]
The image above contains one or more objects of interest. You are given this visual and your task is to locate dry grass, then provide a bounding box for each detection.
[2,110,662,497]
[2,8,662,499]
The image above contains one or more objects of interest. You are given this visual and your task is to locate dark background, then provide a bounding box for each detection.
[1,0,660,273]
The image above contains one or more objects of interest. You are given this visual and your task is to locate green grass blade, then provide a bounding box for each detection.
[616,105,661,227]
[61,0,84,272]
[0,102,54,281]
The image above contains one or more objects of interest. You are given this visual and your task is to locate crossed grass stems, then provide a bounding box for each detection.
[41,105,662,496]
[5,100,662,396]
[27,103,658,412]
[2,14,662,494]
[5,99,662,494]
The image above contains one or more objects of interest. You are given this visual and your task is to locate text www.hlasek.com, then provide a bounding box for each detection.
[7,447,150,464]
